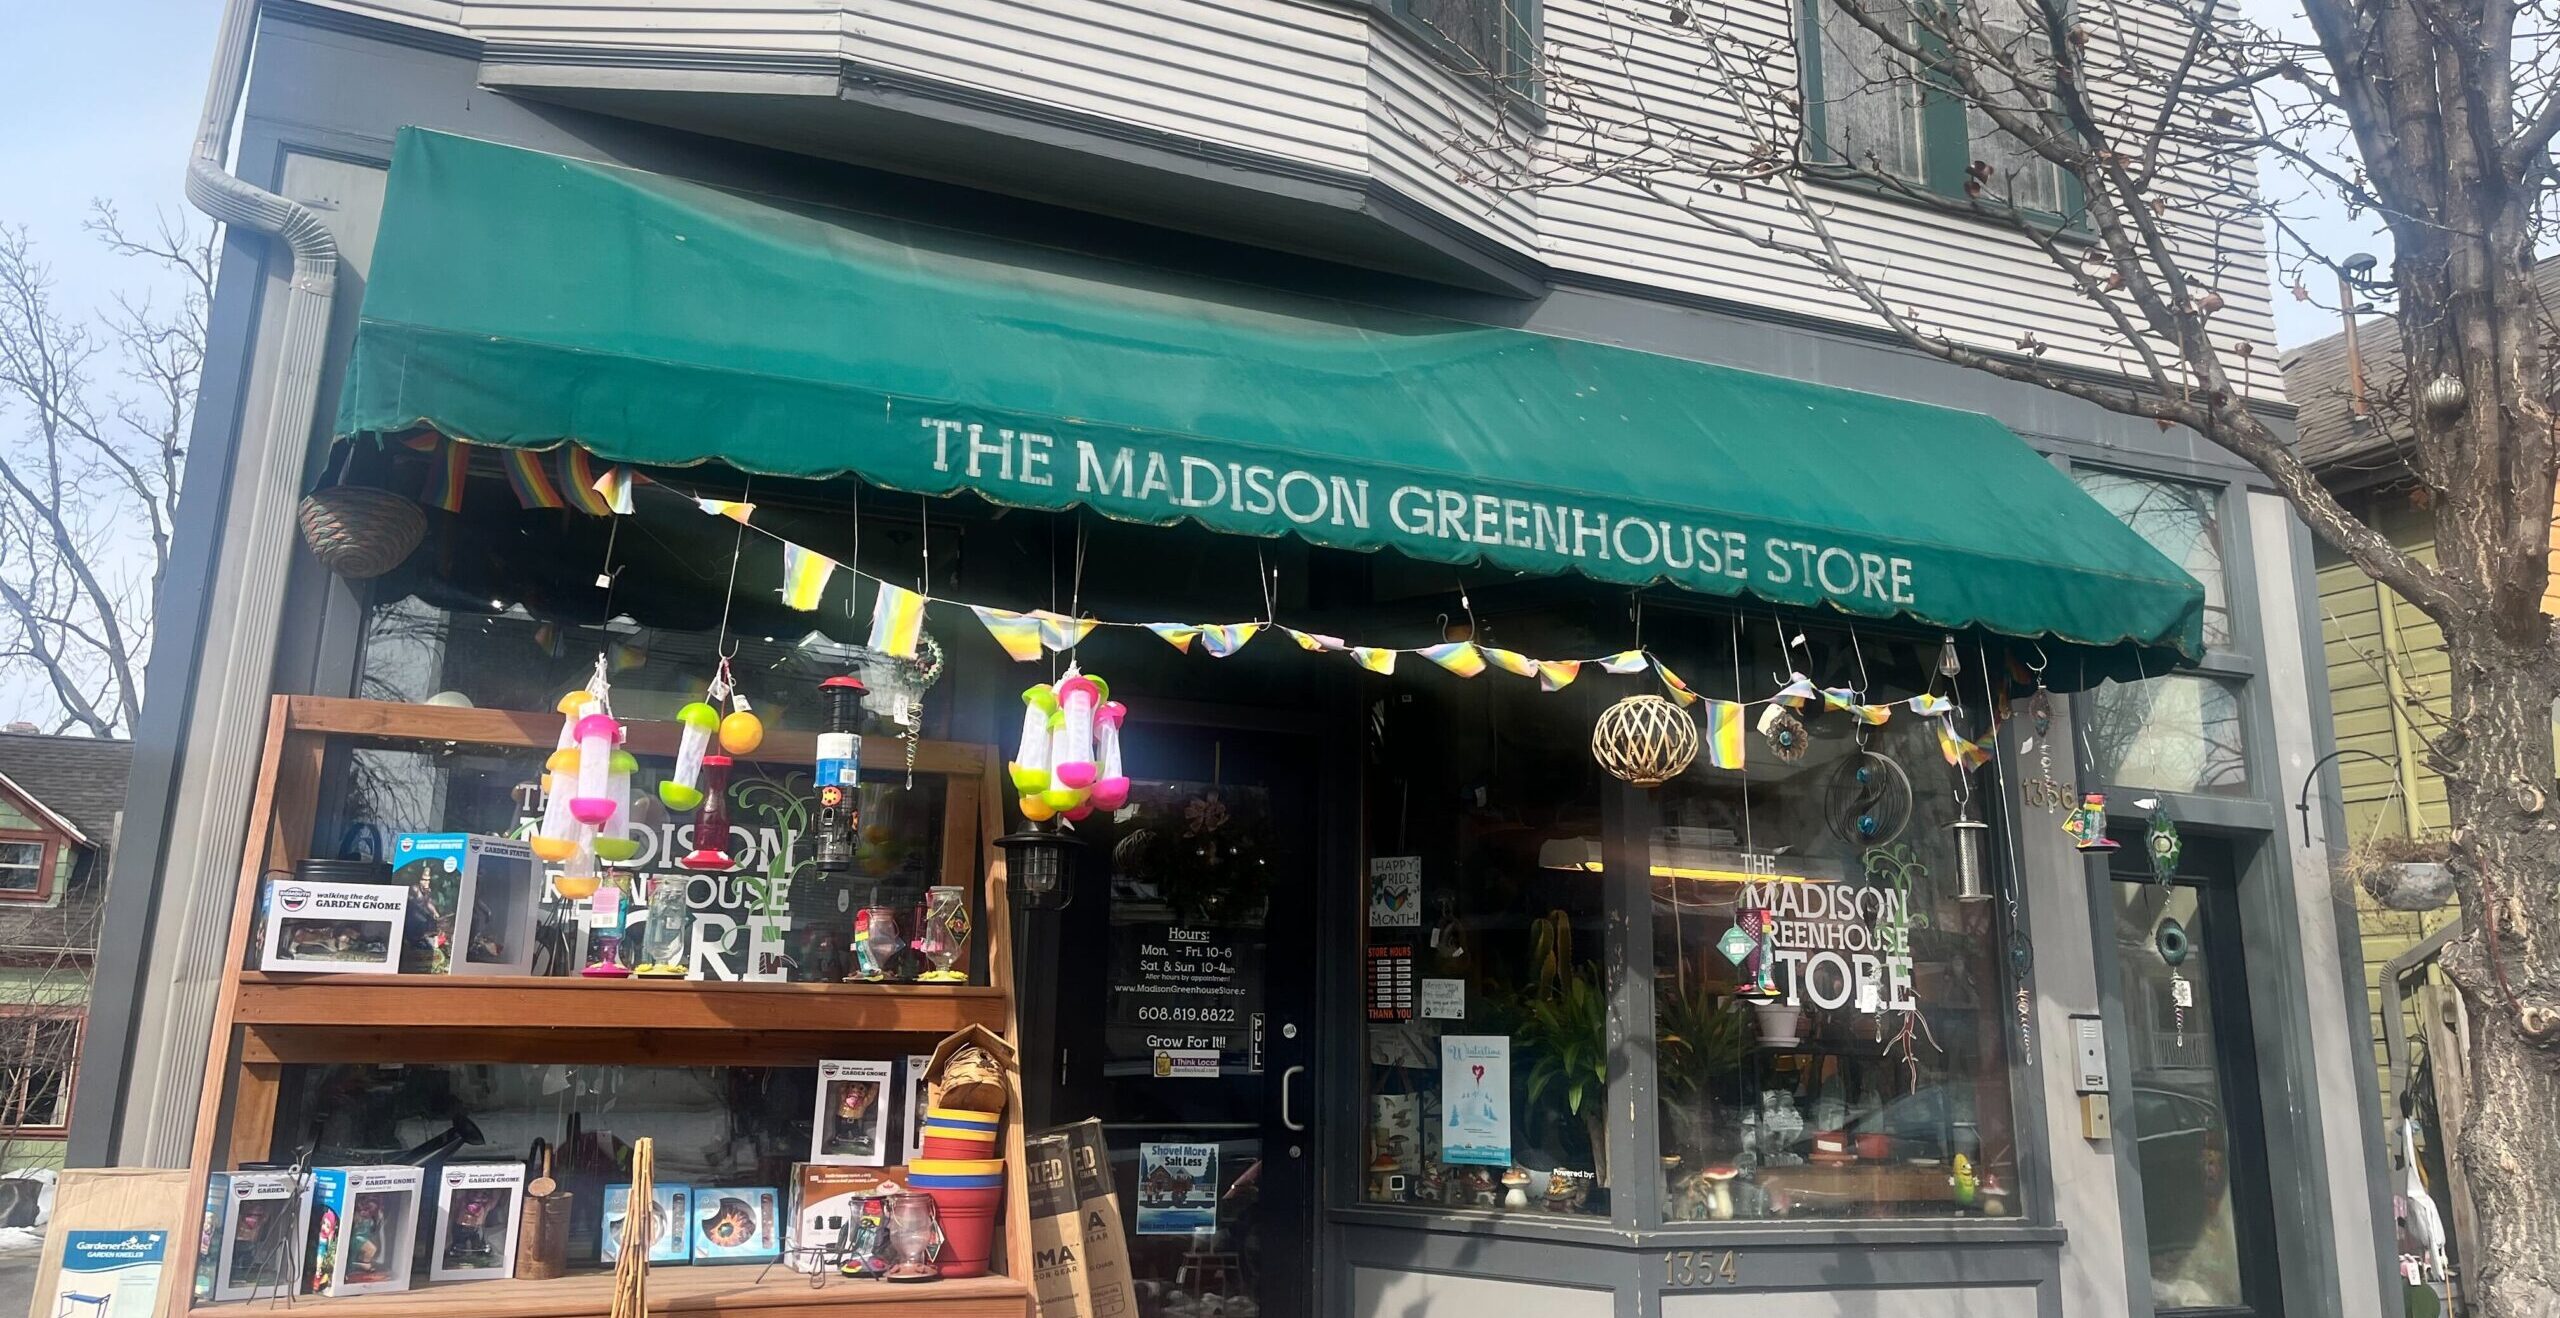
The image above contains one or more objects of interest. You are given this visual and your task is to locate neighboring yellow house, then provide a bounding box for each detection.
[2285,258,2560,1105]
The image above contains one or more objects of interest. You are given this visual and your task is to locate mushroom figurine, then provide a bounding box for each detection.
[1978,1172,2009,1216]
[1499,1167,1532,1210]
[659,701,721,812]
[1702,1166,1740,1220]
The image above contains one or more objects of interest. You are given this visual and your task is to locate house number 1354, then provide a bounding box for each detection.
[1662,1249,1739,1288]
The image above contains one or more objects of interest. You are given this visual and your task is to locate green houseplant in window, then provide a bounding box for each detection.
[1515,911,1610,1186]
[1656,985,1752,1171]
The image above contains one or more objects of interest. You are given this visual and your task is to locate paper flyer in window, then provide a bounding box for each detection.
[1439,1035,1512,1167]
[1133,1142,1219,1235]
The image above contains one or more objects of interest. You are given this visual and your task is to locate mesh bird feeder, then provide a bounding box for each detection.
[1592,694,1698,787]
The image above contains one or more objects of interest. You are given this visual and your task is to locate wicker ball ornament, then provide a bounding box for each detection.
[1592,694,1699,787]
[297,485,426,579]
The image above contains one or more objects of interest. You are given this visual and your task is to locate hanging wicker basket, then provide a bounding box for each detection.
[297,485,426,579]
[1592,694,1698,787]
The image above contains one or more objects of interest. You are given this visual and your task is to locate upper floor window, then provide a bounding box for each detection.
[0,835,53,901]
[2073,469,2234,650]
[1385,0,1540,94]
[1801,0,2075,217]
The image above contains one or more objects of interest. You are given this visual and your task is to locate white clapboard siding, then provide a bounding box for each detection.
[290,0,2283,393]
[1367,29,1540,251]
[839,0,1373,172]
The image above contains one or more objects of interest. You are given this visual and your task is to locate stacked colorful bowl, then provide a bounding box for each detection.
[918,1107,1003,1161]
[909,1156,1005,1278]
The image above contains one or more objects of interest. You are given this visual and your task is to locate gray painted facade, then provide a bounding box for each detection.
[81,5,2391,1317]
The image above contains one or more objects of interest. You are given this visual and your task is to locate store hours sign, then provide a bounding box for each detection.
[1107,921,1263,1077]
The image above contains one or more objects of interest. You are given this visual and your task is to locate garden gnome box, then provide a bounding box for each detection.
[392,833,540,975]
[429,1162,526,1283]
[203,1172,314,1303]
[258,880,406,974]
[810,1060,895,1167]
[307,1166,423,1297]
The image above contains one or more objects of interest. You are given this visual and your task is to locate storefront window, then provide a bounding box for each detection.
[1645,622,2022,1221]
[1360,664,1609,1217]
[2086,674,2248,796]
[2074,470,2232,650]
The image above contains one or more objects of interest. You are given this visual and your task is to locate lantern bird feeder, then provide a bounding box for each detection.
[998,828,1083,912]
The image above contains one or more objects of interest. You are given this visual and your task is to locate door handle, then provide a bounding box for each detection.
[1280,1065,1307,1132]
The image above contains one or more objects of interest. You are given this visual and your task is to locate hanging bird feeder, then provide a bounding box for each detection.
[1592,695,1698,787]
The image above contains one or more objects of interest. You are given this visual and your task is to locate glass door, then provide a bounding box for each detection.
[1047,722,1318,1318]
[2108,833,2284,1317]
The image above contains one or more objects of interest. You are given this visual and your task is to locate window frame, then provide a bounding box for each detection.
[1376,0,1545,112]
[1795,0,2087,229]
[0,831,59,903]
[0,1007,83,1136]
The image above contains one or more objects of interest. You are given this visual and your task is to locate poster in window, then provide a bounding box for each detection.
[1367,856,1421,928]
[1439,1036,1512,1167]
[1133,1142,1219,1235]
[1106,922,1262,1075]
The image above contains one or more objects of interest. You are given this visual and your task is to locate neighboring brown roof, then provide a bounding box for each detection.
[2284,257,2560,476]
[0,733,131,853]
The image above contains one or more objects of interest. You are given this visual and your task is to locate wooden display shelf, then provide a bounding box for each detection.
[234,975,1008,1033]
[190,1268,1029,1316]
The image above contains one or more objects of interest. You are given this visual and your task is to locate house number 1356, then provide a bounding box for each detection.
[1662,1249,1739,1288]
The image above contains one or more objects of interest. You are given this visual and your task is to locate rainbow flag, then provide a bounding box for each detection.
[1418,642,1485,677]
[1907,693,1954,717]
[1483,648,1537,678]
[1285,628,1345,652]
[502,447,566,509]
[1656,661,1700,706]
[1599,650,1649,675]
[1034,611,1095,652]
[561,448,615,516]
[1144,623,1201,653]
[971,606,1046,661]
[1200,623,1261,658]
[1936,718,1995,769]
[1349,647,1398,675]
[868,582,928,658]
[420,436,468,513]
[778,543,836,611]
[1774,673,1817,707]
[1537,660,1581,692]
[1822,688,1893,725]
[1703,699,1746,770]
[589,463,635,515]
[696,497,757,524]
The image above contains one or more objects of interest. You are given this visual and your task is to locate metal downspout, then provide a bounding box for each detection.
[113,0,338,1166]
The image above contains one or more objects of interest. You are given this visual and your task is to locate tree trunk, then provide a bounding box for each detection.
[2431,637,2560,1318]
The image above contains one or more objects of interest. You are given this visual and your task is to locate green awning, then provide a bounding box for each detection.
[337,129,2205,669]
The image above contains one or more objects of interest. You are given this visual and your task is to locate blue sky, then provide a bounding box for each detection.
[0,1,217,323]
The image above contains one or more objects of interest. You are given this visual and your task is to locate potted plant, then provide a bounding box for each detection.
[2341,833,2458,911]
[1751,998,1805,1048]
[1518,968,1611,1187]
[1656,986,1750,1161]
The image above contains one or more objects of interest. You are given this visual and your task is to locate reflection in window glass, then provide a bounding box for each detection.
[1361,641,1608,1218]
[2086,675,2247,795]
[2113,884,2245,1309]
[0,841,45,893]
[1646,623,2020,1221]
[2074,470,2232,648]
[273,1064,817,1270]
[1816,0,1929,181]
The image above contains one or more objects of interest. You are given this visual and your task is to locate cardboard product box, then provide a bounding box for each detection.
[787,1165,909,1276]
[307,1166,423,1298]
[258,880,407,974]
[36,1169,192,1318]
[1063,1119,1135,1318]
[600,1184,691,1265]
[429,1162,526,1283]
[1028,1134,1093,1318]
[392,832,540,975]
[202,1172,314,1303]
[810,1060,894,1166]
[900,1053,934,1163]
[689,1187,784,1264]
